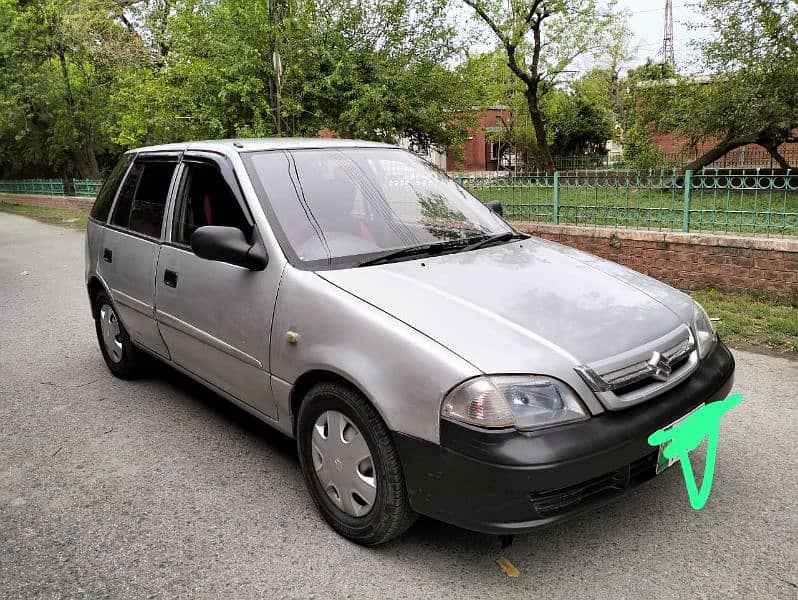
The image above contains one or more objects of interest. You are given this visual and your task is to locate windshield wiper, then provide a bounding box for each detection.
[357,242,450,267]
[459,231,527,253]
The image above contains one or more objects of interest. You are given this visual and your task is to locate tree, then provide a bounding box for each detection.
[0,0,144,178]
[543,89,613,156]
[635,0,798,171]
[1,0,478,177]
[461,0,625,173]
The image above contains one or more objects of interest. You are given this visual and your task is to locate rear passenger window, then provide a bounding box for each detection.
[90,155,133,222]
[172,162,250,246]
[111,160,176,238]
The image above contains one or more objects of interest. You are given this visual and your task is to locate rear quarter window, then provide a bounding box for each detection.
[90,155,133,222]
[110,160,177,238]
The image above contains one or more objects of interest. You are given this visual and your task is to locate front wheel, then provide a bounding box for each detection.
[296,382,417,545]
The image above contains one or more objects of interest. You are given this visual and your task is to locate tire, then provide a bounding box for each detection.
[92,290,144,379]
[296,382,417,545]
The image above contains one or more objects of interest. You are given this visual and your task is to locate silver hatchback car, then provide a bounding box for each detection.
[85,139,734,545]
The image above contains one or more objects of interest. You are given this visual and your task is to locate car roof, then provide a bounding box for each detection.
[128,138,397,155]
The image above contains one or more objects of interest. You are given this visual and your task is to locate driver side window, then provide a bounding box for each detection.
[173,162,249,246]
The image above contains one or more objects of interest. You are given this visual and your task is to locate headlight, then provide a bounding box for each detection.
[441,376,589,431]
[692,300,717,359]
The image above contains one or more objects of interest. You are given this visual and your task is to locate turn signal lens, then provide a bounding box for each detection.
[441,378,515,428]
[692,301,717,359]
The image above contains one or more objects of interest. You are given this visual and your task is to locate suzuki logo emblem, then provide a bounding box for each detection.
[647,351,672,381]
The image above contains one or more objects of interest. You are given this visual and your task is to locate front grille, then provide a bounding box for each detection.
[612,353,691,396]
[575,325,700,410]
[529,451,658,518]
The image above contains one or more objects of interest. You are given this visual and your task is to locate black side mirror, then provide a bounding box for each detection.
[487,200,503,217]
[190,226,268,271]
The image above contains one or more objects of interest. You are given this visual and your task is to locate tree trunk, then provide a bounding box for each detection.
[760,142,792,170]
[525,88,554,174]
[684,133,760,172]
[82,138,100,179]
[57,49,100,179]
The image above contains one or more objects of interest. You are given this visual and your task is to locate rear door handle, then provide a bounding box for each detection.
[164,269,178,288]
[103,248,112,263]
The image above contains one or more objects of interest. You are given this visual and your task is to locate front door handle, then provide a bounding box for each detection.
[103,248,112,263]
[164,269,178,288]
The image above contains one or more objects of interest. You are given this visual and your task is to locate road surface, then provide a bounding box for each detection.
[1,213,796,598]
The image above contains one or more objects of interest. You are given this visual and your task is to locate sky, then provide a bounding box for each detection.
[622,1,707,70]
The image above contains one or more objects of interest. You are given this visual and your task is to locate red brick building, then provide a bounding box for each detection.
[446,107,510,172]
[652,131,798,168]
[642,78,798,168]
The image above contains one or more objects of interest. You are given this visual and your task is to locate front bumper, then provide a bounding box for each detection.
[394,341,735,535]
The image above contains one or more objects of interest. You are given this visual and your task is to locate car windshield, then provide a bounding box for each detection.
[242,148,511,269]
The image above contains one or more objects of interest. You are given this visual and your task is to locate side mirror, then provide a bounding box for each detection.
[487,200,503,217]
[190,226,268,271]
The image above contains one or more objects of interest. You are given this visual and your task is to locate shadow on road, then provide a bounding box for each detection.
[146,357,299,464]
[138,353,681,560]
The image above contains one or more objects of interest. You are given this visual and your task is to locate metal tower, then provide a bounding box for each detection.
[661,0,675,67]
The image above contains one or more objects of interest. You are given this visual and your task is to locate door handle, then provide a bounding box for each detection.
[164,269,178,288]
[103,248,113,263]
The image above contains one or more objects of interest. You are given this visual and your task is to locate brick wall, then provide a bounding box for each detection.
[514,223,798,301]
[0,193,93,213]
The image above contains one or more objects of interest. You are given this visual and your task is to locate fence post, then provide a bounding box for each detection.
[553,171,560,224]
[682,169,693,232]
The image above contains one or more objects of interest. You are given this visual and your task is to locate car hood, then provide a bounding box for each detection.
[317,237,694,374]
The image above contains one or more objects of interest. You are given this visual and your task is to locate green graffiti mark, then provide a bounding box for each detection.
[647,394,742,510]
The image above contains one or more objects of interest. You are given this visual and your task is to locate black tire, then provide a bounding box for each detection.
[296,382,417,545]
[92,290,144,379]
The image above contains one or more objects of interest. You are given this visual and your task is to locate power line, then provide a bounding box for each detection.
[628,3,685,15]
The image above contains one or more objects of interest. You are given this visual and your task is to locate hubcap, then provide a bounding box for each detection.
[99,304,123,363]
[311,410,377,517]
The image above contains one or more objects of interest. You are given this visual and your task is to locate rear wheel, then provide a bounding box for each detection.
[297,382,416,545]
[93,290,144,379]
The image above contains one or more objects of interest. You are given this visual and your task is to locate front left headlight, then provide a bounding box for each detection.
[441,375,589,431]
[692,300,717,359]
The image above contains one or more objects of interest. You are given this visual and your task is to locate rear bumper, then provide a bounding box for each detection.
[394,341,735,535]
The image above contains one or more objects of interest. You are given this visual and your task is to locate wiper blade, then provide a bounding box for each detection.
[357,243,447,267]
[459,231,527,252]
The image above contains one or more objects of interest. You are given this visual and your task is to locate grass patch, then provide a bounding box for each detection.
[0,202,88,229]
[691,289,797,355]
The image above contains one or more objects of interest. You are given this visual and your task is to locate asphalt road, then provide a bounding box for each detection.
[1,212,796,599]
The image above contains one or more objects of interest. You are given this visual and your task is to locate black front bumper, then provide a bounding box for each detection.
[394,341,735,535]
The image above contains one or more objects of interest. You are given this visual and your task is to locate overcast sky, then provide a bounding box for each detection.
[622,1,706,70]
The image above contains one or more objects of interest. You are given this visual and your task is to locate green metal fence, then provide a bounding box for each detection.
[0,179,102,198]
[72,180,103,197]
[2,170,796,237]
[461,169,798,237]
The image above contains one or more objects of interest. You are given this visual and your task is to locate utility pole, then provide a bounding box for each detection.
[661,0,675,67]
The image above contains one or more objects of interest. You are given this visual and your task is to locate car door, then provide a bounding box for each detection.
[97,154,179,358]
[154,153,280,419]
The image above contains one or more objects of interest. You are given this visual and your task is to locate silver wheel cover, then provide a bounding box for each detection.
[99,304,123,363]
[311,410,377,517]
